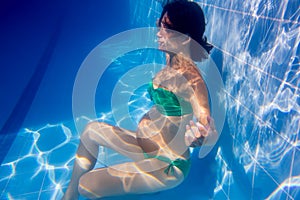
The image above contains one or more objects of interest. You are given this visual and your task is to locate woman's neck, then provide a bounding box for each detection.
[166,53,174,66]
[166,53,194,67]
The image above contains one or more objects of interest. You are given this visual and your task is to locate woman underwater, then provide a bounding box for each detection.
[62,1,218,199]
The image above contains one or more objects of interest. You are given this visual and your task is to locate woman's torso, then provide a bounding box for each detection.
[136,55,201,160]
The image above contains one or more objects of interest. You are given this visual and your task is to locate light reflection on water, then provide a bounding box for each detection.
[0,87,153,199]
[198,0,300,199]
[0,0,299,199]
[0,116,110,199]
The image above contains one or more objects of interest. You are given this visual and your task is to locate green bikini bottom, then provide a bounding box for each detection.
[143,152,191,178]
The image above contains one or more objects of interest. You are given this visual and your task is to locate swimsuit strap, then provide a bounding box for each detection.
[143,152,191,178]
[165,158,191,178]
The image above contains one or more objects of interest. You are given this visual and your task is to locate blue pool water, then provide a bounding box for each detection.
[0,0,299,199]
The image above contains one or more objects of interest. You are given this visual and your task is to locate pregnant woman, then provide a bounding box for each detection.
[62,1,218,199]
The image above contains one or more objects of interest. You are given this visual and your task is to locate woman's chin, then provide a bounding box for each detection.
[158,44,172,53]
[158,43,164,50]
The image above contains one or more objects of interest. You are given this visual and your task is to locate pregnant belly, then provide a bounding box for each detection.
[136,107,191,155]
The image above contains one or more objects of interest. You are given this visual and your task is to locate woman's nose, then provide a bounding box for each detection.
[156,29,162,38]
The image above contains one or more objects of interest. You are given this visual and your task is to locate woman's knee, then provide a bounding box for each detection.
[80,121,113,149]
[81,122,107,139]
[86,121,108,131]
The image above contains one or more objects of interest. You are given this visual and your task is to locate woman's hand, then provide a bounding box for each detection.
[185,116,218,147]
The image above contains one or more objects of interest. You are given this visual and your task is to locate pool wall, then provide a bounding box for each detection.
[0,0,130,163]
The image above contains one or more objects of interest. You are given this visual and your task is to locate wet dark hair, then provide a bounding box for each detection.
[158,1,213,58]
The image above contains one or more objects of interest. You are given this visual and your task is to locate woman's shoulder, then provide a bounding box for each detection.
[171,54,203,80]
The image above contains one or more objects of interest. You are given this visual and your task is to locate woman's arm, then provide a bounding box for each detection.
[171,54,210,124]
[185,69,218,147]
[189,76,210,126]
[170,54,218,147]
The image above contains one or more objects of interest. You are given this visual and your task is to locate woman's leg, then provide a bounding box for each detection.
[78,158,184,199]
[62,121,145,200]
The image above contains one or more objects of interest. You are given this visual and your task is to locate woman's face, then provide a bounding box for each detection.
[156,12,174,51]
[157,12,190,55]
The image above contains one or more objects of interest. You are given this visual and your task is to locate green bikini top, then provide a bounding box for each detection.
[147,81,193,116]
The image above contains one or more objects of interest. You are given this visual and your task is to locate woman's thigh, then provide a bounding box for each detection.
[78,159,184,199]
[81,121,144,161]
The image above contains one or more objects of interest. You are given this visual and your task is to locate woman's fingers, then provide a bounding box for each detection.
[185,119,216,147]
[186,124,190,131]
[195,122,208,137]
[185,117,219,147]
[188,121,199,138]
[187,120,208,138]
[185,127,196,146]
